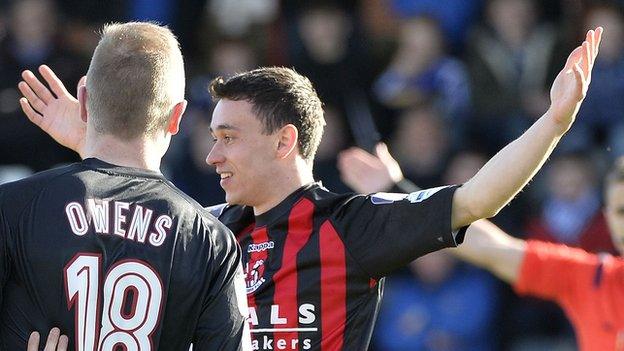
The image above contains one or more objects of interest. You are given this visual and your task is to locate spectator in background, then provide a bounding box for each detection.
[390,106,452,188]
[313,106,350,193]
[389,0,483,51]
[466,0,561,153]
[526,153,615,254]
[572,3,624,156]
[287,2,380,145]
[0,0,84,170]
[167,39,258,205]
[374,16,471,145]
[372,250,499,351]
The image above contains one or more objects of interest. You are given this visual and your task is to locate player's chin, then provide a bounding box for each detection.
[224,191,242,206]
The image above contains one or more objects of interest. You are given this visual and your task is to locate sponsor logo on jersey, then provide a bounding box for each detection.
[248,241,275,253]
[245,259,266,294]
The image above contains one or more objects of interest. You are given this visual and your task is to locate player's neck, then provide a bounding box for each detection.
[252,158,314,216]
[82,134,164,172]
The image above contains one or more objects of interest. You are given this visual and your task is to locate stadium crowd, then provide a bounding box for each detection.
[1,0,623,350]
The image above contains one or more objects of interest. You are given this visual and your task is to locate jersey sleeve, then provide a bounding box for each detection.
[193,223,251,351]
[333,185,465,279]
[513,240,600,305]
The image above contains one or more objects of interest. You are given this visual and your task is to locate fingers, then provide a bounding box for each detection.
[39,65,70,98]
[27,331,40,351]
[564,46,583,71]
[582,41,591,76]
[573,61,586,97]
[21,70,55,104]
[19,97,44,126]
[57,335,69,351]
[594,26,603,60]
[43,327,61,351]
[18,81,47,113]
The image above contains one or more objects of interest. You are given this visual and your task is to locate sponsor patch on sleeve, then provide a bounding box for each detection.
[406,186,449,203]
[370,192,409,205]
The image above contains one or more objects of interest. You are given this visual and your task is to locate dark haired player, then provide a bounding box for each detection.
[20,28,602,350]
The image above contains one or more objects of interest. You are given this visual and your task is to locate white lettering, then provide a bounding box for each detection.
[66,202,88,236]
[249,307,259,326]
[149,214,171,247]
[303,339,311,350]
[270,305,287,325]
[299,304,315,325]
[127,205,153,243]
[263,335,273,349]
[114,201,130,237]
[87,199,109,234]
[276,339,286,350]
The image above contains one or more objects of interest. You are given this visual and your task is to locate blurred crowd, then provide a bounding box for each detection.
[1,0,623,349]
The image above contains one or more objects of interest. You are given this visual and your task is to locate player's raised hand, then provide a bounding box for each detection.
[18,65,86,156]
[548,27,603,134]
[338,143,404,194]
[27,328,69,351]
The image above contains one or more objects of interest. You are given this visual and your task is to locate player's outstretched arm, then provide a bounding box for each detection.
[338,146,527,283]
[27,328,69,351]
[449,220,526,284]
[18,65,86,157]
[451,27,603,229]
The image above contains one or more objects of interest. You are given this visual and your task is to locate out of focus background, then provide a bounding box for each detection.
[1,0,623,349]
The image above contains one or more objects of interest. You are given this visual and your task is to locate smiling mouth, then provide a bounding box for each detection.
[220,172,233,179]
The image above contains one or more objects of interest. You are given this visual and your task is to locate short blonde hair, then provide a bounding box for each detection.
[86,22,185,139]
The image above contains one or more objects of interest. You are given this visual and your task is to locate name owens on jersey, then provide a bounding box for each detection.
[0,158,248,350]
[210,183,464,350]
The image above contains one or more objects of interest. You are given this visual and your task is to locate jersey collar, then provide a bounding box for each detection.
[254,182,319,227]
[81,158,166,180]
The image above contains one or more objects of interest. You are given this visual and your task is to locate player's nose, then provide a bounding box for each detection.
[206,145,224,166]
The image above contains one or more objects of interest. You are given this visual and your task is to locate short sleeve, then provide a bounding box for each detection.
[333,185,465,279]
[514,241,599,304]
[193,225,251,350]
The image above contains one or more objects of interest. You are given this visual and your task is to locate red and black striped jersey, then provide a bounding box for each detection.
[209,183,464,351]
[0,158,249,350]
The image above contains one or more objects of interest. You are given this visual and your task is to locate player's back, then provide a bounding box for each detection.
[0,158,247,350]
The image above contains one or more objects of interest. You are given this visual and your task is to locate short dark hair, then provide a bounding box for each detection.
[209,67,325,161]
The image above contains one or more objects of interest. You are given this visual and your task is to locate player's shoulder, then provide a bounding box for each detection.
[0,163,82,204]
[302,183,360,214]
[206,203,254,231]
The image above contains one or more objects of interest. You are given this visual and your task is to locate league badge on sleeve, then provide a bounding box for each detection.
[370,192,409,205]
[406,186,449,203]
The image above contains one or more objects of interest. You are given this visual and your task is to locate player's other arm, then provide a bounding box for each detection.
[448,220,526,284]
[17,65,86,157]
[451,28,602,230]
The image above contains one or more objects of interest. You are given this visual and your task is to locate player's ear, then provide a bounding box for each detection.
[167,100,187,135]
[78,85,88,122]
[276,124,298,159]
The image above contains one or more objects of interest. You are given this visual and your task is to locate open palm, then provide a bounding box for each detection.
[18,65,86,155]
[548,27,603,132]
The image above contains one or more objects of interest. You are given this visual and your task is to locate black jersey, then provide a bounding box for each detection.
[209,183,465,351]
[0,158,248,351]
